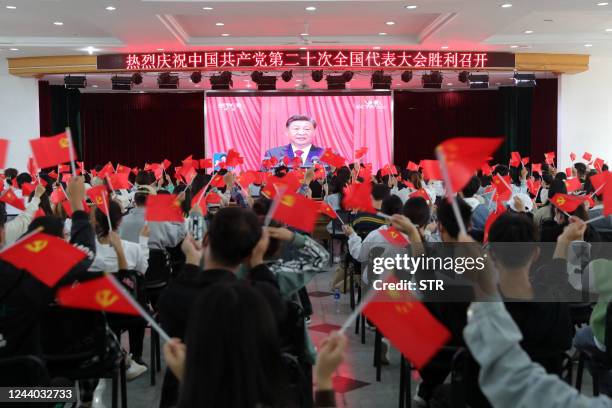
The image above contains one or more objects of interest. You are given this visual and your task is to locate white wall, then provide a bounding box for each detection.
[558,56,612,170]
[0,57,39,171]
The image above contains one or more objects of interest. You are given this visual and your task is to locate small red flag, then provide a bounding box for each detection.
[318,201,338,219]
[531,163,542,174]
[402,180,415,189]
[481,163,493,176]
[565,167,573,178]
[409,189,431,204]
[570,152,577,162]
[98,162,115,178]
[550,193,584,213]
[379,227,410,247]
[544,152,556,165]
[226,149,244,167]
[363,276,450,369]
[436,137,504,194]
[603,173,612,216]
[272,192,319,233]
[86,185,109,216]
[406,161,419,172]
[161,159,171,169]
[0,232,86,287]
[565,177,582,193]
[510,151,521,167]
[107,173,131,190]
[420,160,442,181]
[50,188,67,205]
[145,195,184,222]
[200,158,213,169]
[594,158,605,173]
[261,174,301,199]
[21,182,35,197]
[58,164,71,174]
[27,156,39,177]
[343,180,376,213]
[0,188,25,211]
[590,172,608,192]
[115,164,131,174]
[30,132,76,169]
[210,174,226,188]
[320,149,346,168]
[484,201,506,243]
[527,178,542,196]
[521,157,530,166]
[0,139,8,169]
[355,147,368,159]
[57,275,139,315]
[583,152,593,162]
[237,171,257,190]
[492,174,512,202]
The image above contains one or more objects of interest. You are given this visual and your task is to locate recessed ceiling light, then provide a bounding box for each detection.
[305,6,317,11]
[373,46,381,50]
[9,48,19,51]
[216,22,225,26]
[226,47,234,50]
[496,82,501,85]
[157,48,164,51]
[585,43,594,47]
[82,46,98,54]
[202,7,213,10]
[386,21,396,25]
[221,33,230,36]
[54,22,64,26]
[299,47,307,50]
[105,6,116,11]
[92,85,98,88]
[379,32,387,35]
[6,5,16,9]
[597,2,609,5]
[441,45,449,49]
[606,28,612,32]
[300,33,309,36]
[501,3,513,8]
[524,30,533,34]
[296,79,302,82]
[510,45,519,48]
[406,5,418,9]
[447,83,453,86]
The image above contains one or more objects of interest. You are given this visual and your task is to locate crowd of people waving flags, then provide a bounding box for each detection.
[1,129,612,407]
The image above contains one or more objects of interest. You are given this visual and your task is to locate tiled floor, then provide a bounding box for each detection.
[101,266,594,408]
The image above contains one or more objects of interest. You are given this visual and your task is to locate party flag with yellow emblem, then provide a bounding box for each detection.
[272,191,319,233]
[379,226,410,248]
[30,132,76,169]
[0,232,87,287]
[86,185,109,216]
[436,137,503,194]
[57,274,139,315]
[363,275,450,369]
[550,193,584,213]
[145,194,184,222]
[0,187,25,211]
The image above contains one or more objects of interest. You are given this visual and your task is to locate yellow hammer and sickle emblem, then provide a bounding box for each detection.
[172,200,181,208]
[95,289,119,308]
[390,231,398,239]
[556,197,566,206]
[59,137,70,149]
[25,240,48,253]
[394,302,413,314]
[387,289,402,299]
[95,197,103,205]
[281,195,296,207]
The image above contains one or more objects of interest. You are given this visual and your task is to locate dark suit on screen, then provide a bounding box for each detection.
[264,144,325,167]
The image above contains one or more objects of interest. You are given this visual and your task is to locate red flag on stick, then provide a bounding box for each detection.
[583,152,593,162]
[318,201,338,219]
[320,149,346,168]
[436,137,503,193]
[145,195,184,222]
[0,139,8,169]
[343,180,375,213]
[355,147,368,159]
[544,152,556,165]
[107,173,131,190]
[565,177,582,193]
[57,274,139,315]
[87,185,109,216]
[30,132,76,169]
[550,193,585,213]
[379,227,410,247]
[420,160,442,181]
[0,232,87,287]
[271,192,319,233]
[603,173,612,216]
[570,152,576,162]
[0,188,25,211]
[362,276,450,369]
[406,161,419,172]
[531,163,542,174]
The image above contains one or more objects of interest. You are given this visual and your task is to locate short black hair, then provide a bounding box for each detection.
[548,179,567,199]
[16,173,33,188]
[437,197,472,239]
[208,207,262,267]
[0,202,7,228]
[381,195,402,216]
[94,200,123,236]
[554,172,567,181]
[462,176,481,198]
[493,164,509,177]
[488,212,538,268]
[134,192,149,207]
[27,216,64,238]
[286,114,317,129]
[4,168,18,181]
[371,183,390,201]
[403,197,431,227]
[574,162,587,177]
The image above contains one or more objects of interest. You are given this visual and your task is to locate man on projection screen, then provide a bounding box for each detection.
[264,114,325,167]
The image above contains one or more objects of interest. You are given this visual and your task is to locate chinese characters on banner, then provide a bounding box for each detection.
[97,50,515,71]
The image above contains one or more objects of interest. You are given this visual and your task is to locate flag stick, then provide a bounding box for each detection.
[263,185,287,227]
[195,177,214,207]
[586,215,607,225]
[435,149,468,236]
[105,175,115,193]
[65,127,77,177]
[591,183,606,198]
[101,192,113,230]
[332,207,345,225]
[106,274,170,343]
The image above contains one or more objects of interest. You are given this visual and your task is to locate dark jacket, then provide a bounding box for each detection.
[157,263,286,408]
[0,210,96,363]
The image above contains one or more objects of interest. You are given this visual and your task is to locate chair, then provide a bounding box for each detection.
[0,355,50,386]
[575,303,612,396]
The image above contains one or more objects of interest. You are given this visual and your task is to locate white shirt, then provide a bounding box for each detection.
[89,237,149,274]
[5,188,24,216]
[291,144,311,164]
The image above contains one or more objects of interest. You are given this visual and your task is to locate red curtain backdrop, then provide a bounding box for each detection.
[531,78,558,161]
[80,92,204,168]
[393,90,501,164]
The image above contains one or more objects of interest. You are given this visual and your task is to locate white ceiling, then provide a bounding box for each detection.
[1,0,612,58]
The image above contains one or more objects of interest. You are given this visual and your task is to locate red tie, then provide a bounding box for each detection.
[295,150,304,164]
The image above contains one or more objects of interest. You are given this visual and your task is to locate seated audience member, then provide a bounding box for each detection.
[157,207,284,407]
[534,179,567,229]
[163,281,346,408]
[3,183,46,245]
[584,176,612,239]
[574,162,588,184]
[89,200,149,379]
[460,176,489,234]
[351,183,391,236]
[119,185,155,243]
[0,176,96,365]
